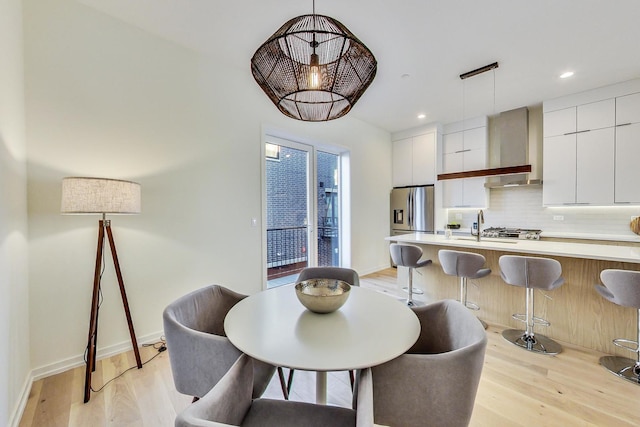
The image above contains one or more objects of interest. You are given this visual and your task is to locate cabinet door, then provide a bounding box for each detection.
[412,132,435,185]
[543,134,577,205]
[442,131,463,154]
[463,127,486,151]
[544,107,576,137]
[577,98,615,131]
[441,151,463,207]
[392,138,413,187]
[462,178,487,207]
[576,128,614,205]
[463,149,485,171]
[615,123,640,203]
[442,180,464,208]
[616,92,640,125]
[442,151,463,174]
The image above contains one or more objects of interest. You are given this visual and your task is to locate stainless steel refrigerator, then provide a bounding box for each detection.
[390,185,434,236]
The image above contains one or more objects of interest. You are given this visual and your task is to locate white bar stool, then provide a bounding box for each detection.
[499,255,565,355]
[389,243,432,306]
[438,250,491,329]
[595,269,640,385]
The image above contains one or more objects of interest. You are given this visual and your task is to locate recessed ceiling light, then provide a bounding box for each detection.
[560,71,574,79]
[401,73,411,79]
[417,114,426,119]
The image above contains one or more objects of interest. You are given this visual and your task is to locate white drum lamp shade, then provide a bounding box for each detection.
[61,177,141,215]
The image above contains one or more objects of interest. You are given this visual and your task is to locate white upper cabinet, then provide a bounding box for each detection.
[577,99,615,131]
[543,106,614,205]
[411,133,436,186]
[543,107,576,137]
[392,131,436,187]
[615,92,640,203]
[440,117,487,208]
[576,127,614,205]
[442,131,463,154]
[615,122,640,203]
[542,133,576,205]
[616,92,640,125]
[392,137,413,187]
[543,80,640,206]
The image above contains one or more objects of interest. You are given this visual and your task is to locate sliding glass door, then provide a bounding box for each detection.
[264,137,342,288]
[316,151,341,268]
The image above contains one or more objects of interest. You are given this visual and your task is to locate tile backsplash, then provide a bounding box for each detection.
[447,186,640,240]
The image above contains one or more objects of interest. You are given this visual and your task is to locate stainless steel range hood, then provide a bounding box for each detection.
[484,106,542,188]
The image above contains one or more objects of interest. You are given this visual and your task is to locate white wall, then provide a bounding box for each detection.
[24,0,391,375]
[0,0,30,424]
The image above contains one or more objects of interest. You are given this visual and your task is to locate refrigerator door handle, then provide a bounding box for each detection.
[408,188,414,229]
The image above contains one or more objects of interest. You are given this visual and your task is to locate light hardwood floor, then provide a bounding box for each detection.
[19,269,640,426]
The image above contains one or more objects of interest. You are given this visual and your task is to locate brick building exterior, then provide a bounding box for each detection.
[266,146,339,279]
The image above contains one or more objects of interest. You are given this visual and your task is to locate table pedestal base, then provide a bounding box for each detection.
[316,372,327,404]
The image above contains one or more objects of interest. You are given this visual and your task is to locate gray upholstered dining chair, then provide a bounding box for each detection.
[280,266,361,396]
[370,299,487,427]
[175,353,374,427]
[163,285,285,401]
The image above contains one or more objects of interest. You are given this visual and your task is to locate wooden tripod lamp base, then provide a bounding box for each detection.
[84,218,142,403]
[60,177,143,404]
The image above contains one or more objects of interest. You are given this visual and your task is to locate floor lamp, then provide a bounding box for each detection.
[61,177,143,403]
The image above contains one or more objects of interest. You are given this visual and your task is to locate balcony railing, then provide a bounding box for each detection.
[266,226,308,268]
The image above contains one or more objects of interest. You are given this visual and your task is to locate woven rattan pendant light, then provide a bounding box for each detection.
[251,1,377,122]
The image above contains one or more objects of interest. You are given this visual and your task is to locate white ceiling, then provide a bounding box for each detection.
[77,0,640,133]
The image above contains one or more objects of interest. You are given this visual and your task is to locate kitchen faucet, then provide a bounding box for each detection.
[476,209,484,242]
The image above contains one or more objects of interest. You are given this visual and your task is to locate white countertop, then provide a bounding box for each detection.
[386,233,640,264]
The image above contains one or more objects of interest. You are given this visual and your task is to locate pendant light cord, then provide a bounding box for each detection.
[462,78,466,144]
[312,0,316,50]
[312,0,316,28]
[493,68,496,115]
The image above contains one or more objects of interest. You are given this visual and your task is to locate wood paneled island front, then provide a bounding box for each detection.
[386,233,640,356]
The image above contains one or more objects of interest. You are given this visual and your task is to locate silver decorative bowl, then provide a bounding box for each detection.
[295,278,351,314]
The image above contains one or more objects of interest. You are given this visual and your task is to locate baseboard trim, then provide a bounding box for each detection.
[31,331,163,381]
[9,331,163,427]
[9,374,33,427]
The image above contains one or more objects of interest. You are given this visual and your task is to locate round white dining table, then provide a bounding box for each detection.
[224,284,421,404]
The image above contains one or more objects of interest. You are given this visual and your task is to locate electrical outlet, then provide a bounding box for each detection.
[553,215,564,221]
[251,218,257,227]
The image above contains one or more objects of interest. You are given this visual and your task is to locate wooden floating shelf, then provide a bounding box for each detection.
[437,164,532,181]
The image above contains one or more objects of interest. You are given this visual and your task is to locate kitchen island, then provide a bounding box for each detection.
[386,232,640,355]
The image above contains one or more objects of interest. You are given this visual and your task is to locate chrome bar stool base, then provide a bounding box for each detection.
[502,329,562,355]
[599,356,640,385]
[398,298,427,307]
[402,286,424,295]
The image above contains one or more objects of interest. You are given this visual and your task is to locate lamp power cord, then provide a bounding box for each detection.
[89,337,167,394]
